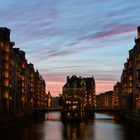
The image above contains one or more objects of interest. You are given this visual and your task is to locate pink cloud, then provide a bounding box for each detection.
[85,25,136,42]
[42,72,117,96]
[46,81,64,97]
[96,80,116,94]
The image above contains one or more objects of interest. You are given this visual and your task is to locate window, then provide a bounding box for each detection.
[5,54,9,61]
[5,63,9,69]
[4,79,9,86]
[4,71,9,78]
[5,46,9,52]
[0,42,3,48]
[22,63,25,68]
[129,75,132,80]
[4,91,9,98]
[73,106,77,109]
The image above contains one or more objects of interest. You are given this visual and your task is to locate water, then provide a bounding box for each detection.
[0,111,140,140]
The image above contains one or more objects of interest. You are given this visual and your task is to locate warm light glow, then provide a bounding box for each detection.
[73,106,77,109]
[4,71,9,78]
[5,54,9,60]
[4,79,9,86]
[5,63,9,69]
[21,76,25,80]
[4,92,9,98]
[129,76,132,80]
[5,45,9,52]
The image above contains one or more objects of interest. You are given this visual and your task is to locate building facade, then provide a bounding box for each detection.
[121,26,140,112]
[0,27,47,120]
[61,75,96,120]
[46,91,52,109]
[96,91,113,110]
[112,82,123,109]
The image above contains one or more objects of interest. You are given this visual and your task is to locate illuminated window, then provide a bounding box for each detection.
[4,71,9,78]
[31,83,34,87]
[129,76,132,80]
[66,101,71,103]
[75,113,78,117]
[73,101,78,104]
[5,54,9,61]
[129,89,132,93]
[4,80,9,86]
[5,46,9,52]
[11,60,14,65]
[21,76,25,80]
[138,82,140,87]
[22,63,25,68]
[22,83,25,87]
[0,42,3,48]
[5,63,9,69]
[73,106,77,109]
[21,96,25,101]
[129,83,132,87]
[31,88,34,92]
[22,88,24,93]
[4,91,9,98]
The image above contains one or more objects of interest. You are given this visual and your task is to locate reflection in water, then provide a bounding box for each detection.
[63,121,92,140]
[0,112,140,140]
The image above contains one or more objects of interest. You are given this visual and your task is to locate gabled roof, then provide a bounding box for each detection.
[63,75,95,89]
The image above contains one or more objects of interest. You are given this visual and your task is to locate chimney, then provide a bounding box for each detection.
[137,26,140,39]
[67,76,69,82]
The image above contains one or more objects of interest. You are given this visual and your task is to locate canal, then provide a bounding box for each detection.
[0,111,140,140]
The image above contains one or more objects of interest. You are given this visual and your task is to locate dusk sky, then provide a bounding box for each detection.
[1,0,140,96]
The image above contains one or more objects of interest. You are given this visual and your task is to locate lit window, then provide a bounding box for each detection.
[5,63,9,69]
[73,106,77,109]
[22,63,25,68]
[129,76,132,80]
[5,46,9,52]
[129,89,132,93]
[5,54,9,61]
[129,83,132,87]
[73,101,78,104]
[22,83,25,87]
[4,71,9,78]
[4,92,9,98]
[138,82,140,87]
[21,76,25,80]
[0,42,3,48]
[22,88,24,93]
[4,79,9,86]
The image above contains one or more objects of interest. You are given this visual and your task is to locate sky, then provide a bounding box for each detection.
[0,0,140,96]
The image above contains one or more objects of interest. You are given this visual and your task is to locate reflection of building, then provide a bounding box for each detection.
[96,91,113,109]
[61,75,96,120]
[63,122,88,140]
[0,27,47,121]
